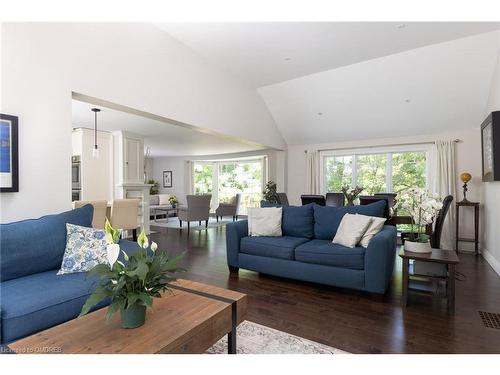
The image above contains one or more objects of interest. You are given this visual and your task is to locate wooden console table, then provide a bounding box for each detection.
[455,201,479,255]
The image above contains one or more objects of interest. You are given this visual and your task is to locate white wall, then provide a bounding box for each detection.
[482,31,500,275]
[0,23,285,223]
[151,149,285,206]
[287,128,483,245]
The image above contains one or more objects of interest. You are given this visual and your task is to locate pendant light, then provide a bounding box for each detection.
[91,108,101,158]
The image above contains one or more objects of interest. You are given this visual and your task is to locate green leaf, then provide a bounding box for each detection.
[121,250,129,262]
[138,292,153,307]
[127,261,149,281]
[79,286,110,317]
[105,300,123,321]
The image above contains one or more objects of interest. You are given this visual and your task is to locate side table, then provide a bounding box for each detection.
[455,201,479,255]
[399,248,460,315]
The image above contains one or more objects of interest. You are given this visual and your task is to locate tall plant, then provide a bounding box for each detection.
[263,181,279,204]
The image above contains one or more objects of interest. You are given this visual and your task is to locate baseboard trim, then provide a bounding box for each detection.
[481,248,500,277]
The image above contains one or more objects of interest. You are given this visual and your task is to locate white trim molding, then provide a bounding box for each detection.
[482,248,500,276]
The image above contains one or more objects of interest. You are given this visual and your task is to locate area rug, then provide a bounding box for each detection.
[150,216,242,230]
[207,321,347,354]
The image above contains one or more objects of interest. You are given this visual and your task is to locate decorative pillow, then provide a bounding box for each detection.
[248,207,282,237]
[158,194,171,205]
[58,223,108,275]
[282,204,315,239]
[332,213,373,248]
[358,214,387,248]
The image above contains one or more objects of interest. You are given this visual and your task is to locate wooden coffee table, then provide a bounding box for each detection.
[8,279,246,354]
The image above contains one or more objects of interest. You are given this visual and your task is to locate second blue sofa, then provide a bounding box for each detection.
[226,201,397,295]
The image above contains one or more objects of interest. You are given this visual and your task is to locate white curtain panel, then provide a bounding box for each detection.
[306,150,320,195]
[186,160,194,195]
[431,140,457,250]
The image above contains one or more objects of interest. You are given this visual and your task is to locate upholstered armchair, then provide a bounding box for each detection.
[178,194,212,233]
[215,193,242,222]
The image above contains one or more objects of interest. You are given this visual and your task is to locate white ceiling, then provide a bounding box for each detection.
[157,22,500,88]
[71,100,265,157]
[258,31,500,144]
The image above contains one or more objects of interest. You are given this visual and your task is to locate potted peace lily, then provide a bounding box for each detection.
[341,185,364,206]
[400,188,443,253]
[79,220,184,328]
[168,195,179,208]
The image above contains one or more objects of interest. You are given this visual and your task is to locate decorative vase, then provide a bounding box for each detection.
[120,303,147,329]
[404,240,432,253]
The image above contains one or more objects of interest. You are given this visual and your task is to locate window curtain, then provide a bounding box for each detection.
[186,160,194,195]
[306,150,320,194]
[430,140,456,250]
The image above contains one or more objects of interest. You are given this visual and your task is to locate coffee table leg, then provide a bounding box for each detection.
[228,302,237,354]
[402,258,409,308]
[447,264,456,315]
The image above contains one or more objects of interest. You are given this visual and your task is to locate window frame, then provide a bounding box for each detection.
[319,144,432,195]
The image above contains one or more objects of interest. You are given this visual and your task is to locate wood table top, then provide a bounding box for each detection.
[399,248,460,264]
[8,279,247,354]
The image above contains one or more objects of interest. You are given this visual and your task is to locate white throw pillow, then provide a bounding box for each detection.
[158,194,171,205]
[58,223,108,274]
[332,213,373,248]
[247,207,282,237]
[357,214,386,248]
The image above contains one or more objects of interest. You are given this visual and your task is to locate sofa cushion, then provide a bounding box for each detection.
[282,204,314,239]
[313,200,386,240]
[240,236,309,260]
[295,239,366,270]
[0,205,94,282]
[0,239,140,344]
[0,270,106,344]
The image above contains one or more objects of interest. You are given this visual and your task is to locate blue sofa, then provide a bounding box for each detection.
[0,205,140,345]
[226,201,397,295]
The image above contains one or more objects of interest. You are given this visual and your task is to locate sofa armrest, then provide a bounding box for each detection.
[364,225,397,294]
[226,220,248,267]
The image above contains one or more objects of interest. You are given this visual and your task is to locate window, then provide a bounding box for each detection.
[193,157,265,215]
[321,147,428,198]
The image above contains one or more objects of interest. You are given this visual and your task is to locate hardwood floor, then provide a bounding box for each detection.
[149,224,500,354]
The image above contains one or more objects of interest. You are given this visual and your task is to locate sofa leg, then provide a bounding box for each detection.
[132,228,137,241]
[179,220,182,228]
[228,266,239,274]
[205,219,209,228]
[235,215,238,221]
[216,216,219,222]
[187,222,190,234]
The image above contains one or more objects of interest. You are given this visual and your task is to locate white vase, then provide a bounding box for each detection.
[404,240,432,253]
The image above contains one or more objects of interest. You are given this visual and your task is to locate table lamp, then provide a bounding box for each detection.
[460,172,472,202]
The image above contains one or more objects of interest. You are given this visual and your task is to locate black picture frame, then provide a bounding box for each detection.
[163,170,172,188]
[481,111,500,182]
[0,113,19,192]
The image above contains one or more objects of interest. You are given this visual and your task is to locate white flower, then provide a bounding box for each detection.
[111,279,118,285]
[151,241,158,252]
[106,243,120,268]
[105,232,114,245]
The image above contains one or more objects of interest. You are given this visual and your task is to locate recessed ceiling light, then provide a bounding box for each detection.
[318,112,323,116]
[284,57,292,61]
[397,23,406,29]
[405,98,411,103]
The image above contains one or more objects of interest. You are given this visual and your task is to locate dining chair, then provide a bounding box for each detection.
[325,192,345,207]
[374,193,398,210]
[300,194,326,206]
[276,192,290,206]
[430,195,454,248]
[178,194,212,234]
[110,199,140,241]
[359,196,390,218]
[73,200,108,229]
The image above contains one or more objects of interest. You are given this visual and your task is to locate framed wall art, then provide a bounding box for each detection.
[0,113,19,192]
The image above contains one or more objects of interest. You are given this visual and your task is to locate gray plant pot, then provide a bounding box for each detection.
[120,303,147,329]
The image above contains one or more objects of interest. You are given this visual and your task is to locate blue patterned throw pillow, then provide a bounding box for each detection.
[58,223,108,275]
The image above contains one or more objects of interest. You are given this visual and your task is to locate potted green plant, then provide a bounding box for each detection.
[168,195,179,208]
[341,185,364,205]
[263,181,279,204]
[79,220,185,328]
[400,188,443,253]
[147,179,159,195]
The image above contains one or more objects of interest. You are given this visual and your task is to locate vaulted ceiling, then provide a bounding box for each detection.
[157,22,500,145]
